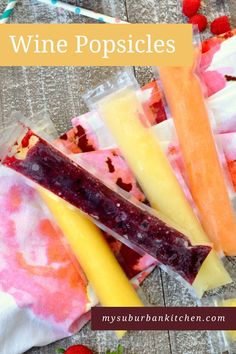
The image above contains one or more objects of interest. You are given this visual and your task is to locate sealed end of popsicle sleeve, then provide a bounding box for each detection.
[84,69,139,111]
[0,110,58,165]
[11,110,58,141]
[202,293,236,353]
[84,69,161,132]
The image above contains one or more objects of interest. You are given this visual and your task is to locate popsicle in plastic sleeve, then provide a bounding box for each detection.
[159,53,236,256]
[220,298,236,345]
[84,70,231,297]
[6,112,144,339]
[207,294,236,353]
[0,119,211,289]
[39,189,143,339]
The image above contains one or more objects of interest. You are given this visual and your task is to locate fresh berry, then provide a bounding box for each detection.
[188,14,208,32]
[56,345,93,354]
[182,0,201,17]
[210,16,231,35]
[65,345,93,354]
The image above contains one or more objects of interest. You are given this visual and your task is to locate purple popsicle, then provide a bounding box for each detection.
[1,124,211,285]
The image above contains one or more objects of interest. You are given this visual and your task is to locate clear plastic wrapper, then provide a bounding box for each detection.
[204,294,236,354]
[6,113,145,326]
[0,111,157,352]
[158,49,236,256]
[0,115,211,291]
[83,70,203,234]
[84,69,231,298]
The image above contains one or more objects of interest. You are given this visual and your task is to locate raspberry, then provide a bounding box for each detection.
[56,345,93,354]
[182,0,201,17]
[66,345,93,354]
[210,16,231,35]
[188,14,208,32]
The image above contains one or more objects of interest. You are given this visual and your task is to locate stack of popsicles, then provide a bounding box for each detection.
[1,34,236,341]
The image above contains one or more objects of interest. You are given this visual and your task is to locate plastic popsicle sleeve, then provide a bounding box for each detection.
[203,294,236,354]
[158,49,236,256]
[0,117,211,293]
[39,189,142,340]
[3,112,145,340]
[217,297,236,352]
[83,70,231,297]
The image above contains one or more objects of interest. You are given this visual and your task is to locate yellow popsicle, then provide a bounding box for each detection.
[39,188,143,338]
[220,298,236,342]
[96,86,231,297]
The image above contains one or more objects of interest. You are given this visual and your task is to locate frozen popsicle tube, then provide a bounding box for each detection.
[220,298,236,345]
[209,295,236,353]
[159,56,236,256]
[0,120,211,289]
[40,189,144,339]
[84,71,231,297]
[3,112,143,340]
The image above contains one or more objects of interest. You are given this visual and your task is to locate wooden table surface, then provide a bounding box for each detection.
[0,1,235,353]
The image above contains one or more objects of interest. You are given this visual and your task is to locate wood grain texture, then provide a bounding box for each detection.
[0,1,235,353]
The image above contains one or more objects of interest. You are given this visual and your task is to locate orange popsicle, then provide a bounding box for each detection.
[159,63,236,256]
